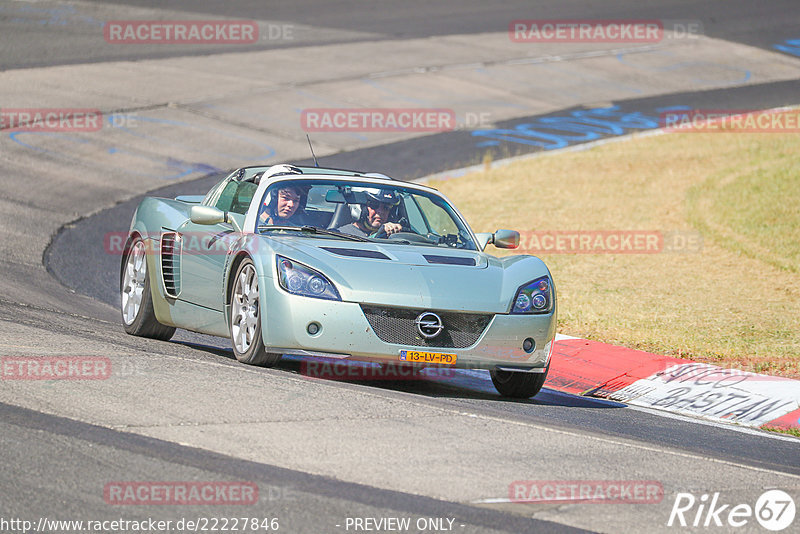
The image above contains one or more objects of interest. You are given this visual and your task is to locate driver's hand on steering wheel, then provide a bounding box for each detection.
[383,222,403,235]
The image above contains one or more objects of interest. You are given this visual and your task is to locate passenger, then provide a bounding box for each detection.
[257,165,309,226]
[260,185,308,225]
[337,189,403,238]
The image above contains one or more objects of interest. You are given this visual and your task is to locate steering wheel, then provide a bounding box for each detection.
[372,216,410,239]
[372,225,390,239]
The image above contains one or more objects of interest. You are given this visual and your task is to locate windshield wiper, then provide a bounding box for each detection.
[303,226,372,242]
[258,225,370,242]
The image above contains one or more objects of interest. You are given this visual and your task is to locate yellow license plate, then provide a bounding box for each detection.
[399,350,457,365]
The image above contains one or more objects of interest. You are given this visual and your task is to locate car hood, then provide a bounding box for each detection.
[256,236,549,313]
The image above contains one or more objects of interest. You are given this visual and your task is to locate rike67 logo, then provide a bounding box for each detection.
[668,490,795,531]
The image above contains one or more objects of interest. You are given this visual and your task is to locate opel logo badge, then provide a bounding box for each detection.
[415,312,443,339]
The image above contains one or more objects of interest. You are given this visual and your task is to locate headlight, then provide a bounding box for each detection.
[511,276,553,314]
[276,256,341,301]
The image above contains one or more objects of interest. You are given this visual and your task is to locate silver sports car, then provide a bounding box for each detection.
[120,164,557,398]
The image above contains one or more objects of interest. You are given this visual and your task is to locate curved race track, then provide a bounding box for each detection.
[2,1,800,533]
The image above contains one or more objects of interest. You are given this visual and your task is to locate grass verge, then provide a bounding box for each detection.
[428,117,800,378]
[762,426,800,438]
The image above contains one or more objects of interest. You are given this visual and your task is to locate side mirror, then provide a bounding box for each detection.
[474,230,520,250]
[190,205,226,225]
[191,205,244,233]
[493,229,520,249]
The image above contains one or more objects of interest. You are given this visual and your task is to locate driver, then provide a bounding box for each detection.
[337,189,403,238]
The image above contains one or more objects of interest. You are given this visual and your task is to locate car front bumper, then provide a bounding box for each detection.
[254,273,556,372]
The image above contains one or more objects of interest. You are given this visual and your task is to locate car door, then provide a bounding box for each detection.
[177,179,255,311]
[175,220,237,311]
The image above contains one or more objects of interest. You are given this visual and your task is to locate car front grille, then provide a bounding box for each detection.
[360,305,492,348]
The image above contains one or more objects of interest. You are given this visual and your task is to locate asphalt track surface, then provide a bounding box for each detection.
[3,1,800,533]
[2,402,587,534]
[4,0,800,68]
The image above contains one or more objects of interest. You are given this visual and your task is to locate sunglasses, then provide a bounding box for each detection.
[367,201,392,211]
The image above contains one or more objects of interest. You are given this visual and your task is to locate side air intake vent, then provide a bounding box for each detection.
[161,232,182,298]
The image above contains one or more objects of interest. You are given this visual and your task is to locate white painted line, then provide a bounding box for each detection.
[459,408,800,479]
[624,404,800,443]
[451,365,797,441]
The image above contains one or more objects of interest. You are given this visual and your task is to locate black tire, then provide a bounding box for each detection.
[490,364,549,398]
[120,237,176,341]
[229,258,282,367]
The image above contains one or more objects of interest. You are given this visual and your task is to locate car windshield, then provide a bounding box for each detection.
[256,179,477,250]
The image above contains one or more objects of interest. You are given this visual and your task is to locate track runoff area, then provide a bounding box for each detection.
[419,116,800,436]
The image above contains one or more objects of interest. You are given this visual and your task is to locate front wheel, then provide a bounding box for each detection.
[490,364,549,398]
[120,237,176,341]
[230,259,282,367]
